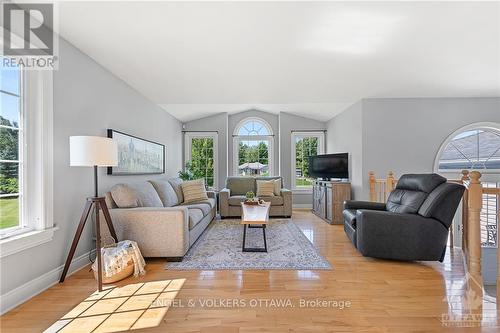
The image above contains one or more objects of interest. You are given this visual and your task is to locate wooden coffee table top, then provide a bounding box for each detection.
[240,202,271,224]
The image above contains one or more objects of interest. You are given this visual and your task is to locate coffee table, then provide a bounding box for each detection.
[240,201,271,252]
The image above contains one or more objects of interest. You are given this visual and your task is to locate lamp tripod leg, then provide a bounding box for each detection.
[60,200,93,283]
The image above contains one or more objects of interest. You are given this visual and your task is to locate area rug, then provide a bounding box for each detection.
[166,219,331,270]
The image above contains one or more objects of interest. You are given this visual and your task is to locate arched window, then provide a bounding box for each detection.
[436,123,500,172]
[233,117,274,176]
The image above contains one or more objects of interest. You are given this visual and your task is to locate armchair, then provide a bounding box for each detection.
[343,174,465,262]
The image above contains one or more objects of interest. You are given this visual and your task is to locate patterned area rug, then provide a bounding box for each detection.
[166,219,332,270]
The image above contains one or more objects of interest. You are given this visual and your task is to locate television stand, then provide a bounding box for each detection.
[312,180,351,224]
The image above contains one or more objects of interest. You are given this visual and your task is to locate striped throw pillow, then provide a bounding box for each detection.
[181,179,208,203]
[256,180,275,197]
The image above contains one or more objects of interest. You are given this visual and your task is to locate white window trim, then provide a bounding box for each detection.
[0,69,56,258]
[434,122,500,174]
[291,131,325,192]
[184,132,219,190]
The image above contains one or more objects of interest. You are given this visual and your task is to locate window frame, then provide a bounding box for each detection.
[184,132,218,190]
[291,131,325,192]
[232,117,274,176]
[0,66,55,257]
[0,64,24,235]
[434,122,500,174]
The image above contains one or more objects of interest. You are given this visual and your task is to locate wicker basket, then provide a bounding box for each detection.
[93,259,134,284]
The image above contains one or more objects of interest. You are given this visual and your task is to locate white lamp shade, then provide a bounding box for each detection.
[70,136,118,167]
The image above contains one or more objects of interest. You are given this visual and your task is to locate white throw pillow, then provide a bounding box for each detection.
[256,180,275,197]
[181,179,208,203]
[273,178,281,196]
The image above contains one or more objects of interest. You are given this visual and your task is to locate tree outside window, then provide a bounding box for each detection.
[188,137,215,187]
[1,65,22,230]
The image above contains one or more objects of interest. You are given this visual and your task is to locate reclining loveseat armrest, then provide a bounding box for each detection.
[101,207,189,258]
[356,210,448,261]
[343,200,386,211]
[280,189,292,217]
[219,188,231,217]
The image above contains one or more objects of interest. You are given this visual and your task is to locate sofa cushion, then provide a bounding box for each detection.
[226,177,255,195]
[182,198,216,210]
[181,179,208,203]
[168,177,184,203]
[188,208,205,229]
[259,196,284,206]
[343,209,357,227]
[110,182,163,208]
[183,203,211,216]
[149,180,178,207]
[256,180,275,197]
[228,195,246,206]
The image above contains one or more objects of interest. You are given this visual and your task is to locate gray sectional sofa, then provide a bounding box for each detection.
[100,178,216,260]
[219,176,292,218]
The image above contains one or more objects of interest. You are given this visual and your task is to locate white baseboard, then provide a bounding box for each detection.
[293,204,312,209]
[0,249,95,315]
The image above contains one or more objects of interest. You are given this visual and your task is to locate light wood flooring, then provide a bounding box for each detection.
[1,210,498,332]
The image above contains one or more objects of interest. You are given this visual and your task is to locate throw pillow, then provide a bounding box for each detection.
[273,178,281,196]
[181,179,208,203]
[257,180,275,197]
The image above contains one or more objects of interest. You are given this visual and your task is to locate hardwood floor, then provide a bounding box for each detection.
[1,210,498,332]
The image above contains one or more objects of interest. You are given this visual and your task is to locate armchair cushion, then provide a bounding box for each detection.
[259,196,284,206]
[228,195,246,206]
[226,177,255,195]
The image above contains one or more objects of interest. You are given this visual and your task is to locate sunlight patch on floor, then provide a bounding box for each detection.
[44,279,186,333]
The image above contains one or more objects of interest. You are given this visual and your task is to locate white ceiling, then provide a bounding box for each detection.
[56,1,500,122]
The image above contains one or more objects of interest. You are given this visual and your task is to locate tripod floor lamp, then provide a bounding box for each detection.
[60,136,119,292]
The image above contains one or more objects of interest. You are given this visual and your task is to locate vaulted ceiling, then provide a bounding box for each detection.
[57,1,500,122]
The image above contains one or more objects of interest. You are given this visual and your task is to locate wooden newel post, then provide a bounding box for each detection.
[385,171,395,201]
[369,171,376,202]
[467,171,483,288]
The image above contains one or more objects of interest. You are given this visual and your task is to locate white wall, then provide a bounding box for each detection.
[0,37,182,302]
[326,102,363,199]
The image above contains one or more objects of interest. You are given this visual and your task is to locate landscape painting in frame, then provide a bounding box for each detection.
[107,129,165,175]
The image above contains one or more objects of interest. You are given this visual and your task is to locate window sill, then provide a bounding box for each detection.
[292,189,313,194]
[0,227,58,258]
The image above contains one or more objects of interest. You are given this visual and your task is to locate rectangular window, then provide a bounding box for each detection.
[184,132,218,189]
[291,132,325,190]
[0,65,22,232]
[237,139,270,176]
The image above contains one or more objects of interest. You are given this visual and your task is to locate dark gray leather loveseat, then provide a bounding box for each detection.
[343,174,465,262]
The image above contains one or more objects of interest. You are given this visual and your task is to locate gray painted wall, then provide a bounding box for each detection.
[0,37,182,295]
[326,102,363,199]
[362,97,500,199]
[327,97,500,200]
[280,112,326,206]
[183,113,228,190]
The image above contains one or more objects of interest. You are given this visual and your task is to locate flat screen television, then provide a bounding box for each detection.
[308,153,349,179]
